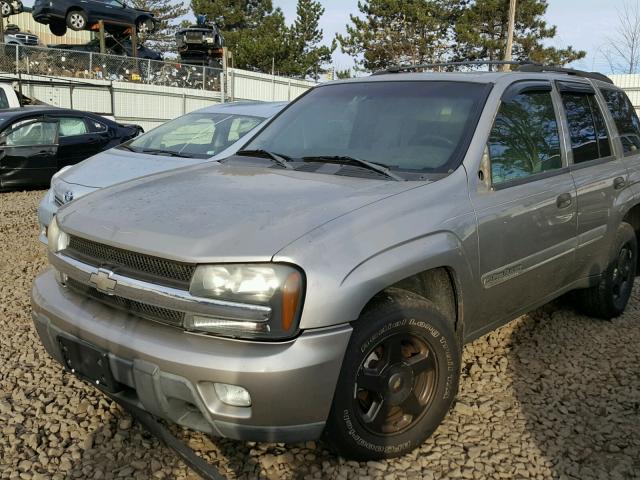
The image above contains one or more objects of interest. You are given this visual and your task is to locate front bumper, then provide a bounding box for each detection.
[32,269,351,442]
[32,7,61,24]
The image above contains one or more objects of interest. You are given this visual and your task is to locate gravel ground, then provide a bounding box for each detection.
[1,189,639,480]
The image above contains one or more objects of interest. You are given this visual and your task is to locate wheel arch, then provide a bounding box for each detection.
[65,6,85,15]
[342,231,474,340]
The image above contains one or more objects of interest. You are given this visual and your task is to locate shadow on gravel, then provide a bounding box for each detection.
[507,294,640,480]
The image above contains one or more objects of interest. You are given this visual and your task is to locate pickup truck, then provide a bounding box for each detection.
[32,64,640,460]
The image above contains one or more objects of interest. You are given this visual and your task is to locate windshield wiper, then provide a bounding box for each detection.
[139,148,196,158]
[235,149,293,169]
[301,155,404,181]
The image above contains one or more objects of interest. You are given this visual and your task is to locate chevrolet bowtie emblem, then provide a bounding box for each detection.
[89,268,117,295]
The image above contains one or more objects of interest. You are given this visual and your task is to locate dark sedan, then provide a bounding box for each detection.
[0,106,141,190]
[50,37,162,61]
[32,0,155,37]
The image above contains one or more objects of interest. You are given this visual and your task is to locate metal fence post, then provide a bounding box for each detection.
[202,66,206,91]
[288,79,291,101]
[147,59,151,83]
[89,52,93,73]
[15,44,19,73]
[220,71,225,103]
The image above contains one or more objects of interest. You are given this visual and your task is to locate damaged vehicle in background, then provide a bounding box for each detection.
[37,101,287,242]
[32,0,155,37]
[50,37,162,61]
[176,18,225,67]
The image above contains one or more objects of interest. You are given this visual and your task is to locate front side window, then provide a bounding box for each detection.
[488,91,562,185]
[58,117,88,137]
[561,93,612,163]
[1,120,57,146]
[125,112,263,158]
[245,81,489,173]
[601,89,640,154]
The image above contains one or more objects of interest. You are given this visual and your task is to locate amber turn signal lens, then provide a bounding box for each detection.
[281,271,302,332]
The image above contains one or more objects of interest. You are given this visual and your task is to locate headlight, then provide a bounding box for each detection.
[187,264,304,340]
[47,216,69,253]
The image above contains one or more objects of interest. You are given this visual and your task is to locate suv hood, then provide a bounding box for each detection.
[57,163,418,262]
[61,148,207,188]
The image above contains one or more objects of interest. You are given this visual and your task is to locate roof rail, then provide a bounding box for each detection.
[514,64,614,84]
[371,60,539,75]
[372,60,614,84]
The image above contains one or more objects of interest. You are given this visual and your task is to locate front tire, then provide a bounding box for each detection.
[49,21,67,36]
[575,222,637,319]
[324,288,461,460]
[66,10,87,31]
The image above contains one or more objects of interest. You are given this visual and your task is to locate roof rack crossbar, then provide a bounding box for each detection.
[372,60,539,75]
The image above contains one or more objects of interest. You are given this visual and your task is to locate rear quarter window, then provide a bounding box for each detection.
[601,89,640,154]
[561,93,612,163]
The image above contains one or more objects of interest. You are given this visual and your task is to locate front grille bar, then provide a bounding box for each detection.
[49,251,271,323]
[66,277,185,327]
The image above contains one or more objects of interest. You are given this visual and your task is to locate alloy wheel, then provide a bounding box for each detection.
[1,2,10,17]
[354,332,438,435]
[612,243,634,302]
[70,13,85,30]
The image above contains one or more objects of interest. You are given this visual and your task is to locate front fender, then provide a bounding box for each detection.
[337,230,475,321]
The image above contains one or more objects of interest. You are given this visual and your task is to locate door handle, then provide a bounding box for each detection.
[556,192,572,209]
[614,177,626,190]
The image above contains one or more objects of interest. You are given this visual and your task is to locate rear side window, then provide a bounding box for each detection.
[601,89,640,154]
[58,117,88,137]
[488,91,562,185]
[561,93,612,163]
[0,90,8,109]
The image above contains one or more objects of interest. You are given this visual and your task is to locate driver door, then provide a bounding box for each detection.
[0,117,59,188]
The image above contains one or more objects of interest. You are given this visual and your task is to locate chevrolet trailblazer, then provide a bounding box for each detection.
[31,63,640,460]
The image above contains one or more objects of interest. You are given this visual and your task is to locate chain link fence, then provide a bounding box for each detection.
[1,43,223,91]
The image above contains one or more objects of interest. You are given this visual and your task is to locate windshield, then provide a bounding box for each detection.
[125,112,264,159]
[245,81,489,173]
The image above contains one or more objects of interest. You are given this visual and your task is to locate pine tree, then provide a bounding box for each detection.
[129,0,189,54]
[287,0,335,80]
[336,0,460,72]
[454,0,585,66]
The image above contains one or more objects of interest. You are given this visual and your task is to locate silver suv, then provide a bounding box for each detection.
[32,64,640,460]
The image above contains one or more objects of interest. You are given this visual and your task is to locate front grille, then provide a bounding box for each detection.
[64,236,196,289]
[54,194,64,207]
[66,277,185,327]
[13,34,38,45]
[186,32,203,42]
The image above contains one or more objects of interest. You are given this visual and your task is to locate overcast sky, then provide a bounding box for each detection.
[22,0,624,72]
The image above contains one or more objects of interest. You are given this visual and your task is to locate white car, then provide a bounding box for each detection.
[38,101,287,243]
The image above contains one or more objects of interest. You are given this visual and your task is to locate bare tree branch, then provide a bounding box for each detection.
[602,0,640,74]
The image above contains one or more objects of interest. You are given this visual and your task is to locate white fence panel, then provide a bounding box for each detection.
[611,75,640,113]
[227,68,315,102]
